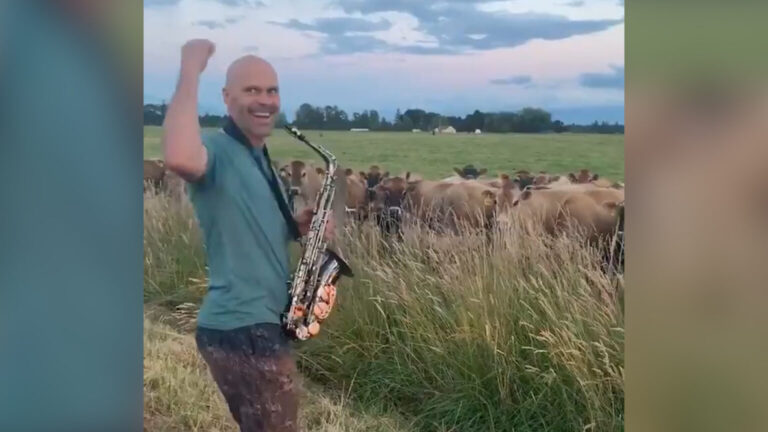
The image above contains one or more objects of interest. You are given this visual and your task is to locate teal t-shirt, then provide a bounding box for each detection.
[188,127,293,330]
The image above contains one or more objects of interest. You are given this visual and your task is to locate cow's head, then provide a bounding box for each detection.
[568,169,599,184]
[360,166,390,203]
[495,174,525,212]
[513,170,535,189]
[278,160,324,212]
[453,164,488,179]
[359,165,387,189]
[369,175,410,235]
[532,172,560,186]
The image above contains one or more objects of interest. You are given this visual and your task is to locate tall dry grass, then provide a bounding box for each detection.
[144,310,415,431]
[144,188,624,431]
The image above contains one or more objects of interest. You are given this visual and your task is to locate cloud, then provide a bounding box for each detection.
[270,17,393,35]
[194,20,227,29]
[208,0,265,6]
[144,0,181,7]
[579,65,624,88]
[225,16,245,24]
[193,15,245,29]
[563,0,585,6]
[323,35,391,55]
[308,1,624,55]
[490,75,533,85]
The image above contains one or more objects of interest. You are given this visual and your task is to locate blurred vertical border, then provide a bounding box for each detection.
[0,1,143,431]
[627,1,768,432]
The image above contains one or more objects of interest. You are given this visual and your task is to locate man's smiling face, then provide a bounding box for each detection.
[222,56,280,143]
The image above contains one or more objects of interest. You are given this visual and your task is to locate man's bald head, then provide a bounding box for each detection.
[225,55,276,89]
[221,55,281,146]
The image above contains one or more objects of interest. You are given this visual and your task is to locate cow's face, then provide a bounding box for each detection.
[496,174,524,211]
[533,172,557,186]
[370,177,408,235]
[362,166,387,190]
[569,169,599,183]
[370,177,407,213]
[278,160,324,212]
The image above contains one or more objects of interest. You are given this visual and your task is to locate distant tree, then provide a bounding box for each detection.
[368,110,381,130]
[275,111,288,128]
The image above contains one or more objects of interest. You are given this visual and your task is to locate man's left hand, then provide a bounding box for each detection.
[296,207,335,242]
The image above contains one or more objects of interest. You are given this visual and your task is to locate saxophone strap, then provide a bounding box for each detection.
[223,117,301,241]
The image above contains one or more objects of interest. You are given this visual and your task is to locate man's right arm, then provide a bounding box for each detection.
[162,39,215,183]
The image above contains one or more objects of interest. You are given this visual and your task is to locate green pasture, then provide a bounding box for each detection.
[144,126,625,181]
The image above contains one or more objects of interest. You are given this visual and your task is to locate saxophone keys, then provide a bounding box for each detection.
[308,322,321,336]
[295,325,310,341]
[319,284,337,305]
[313,302,330,320]
[291,304,306,317]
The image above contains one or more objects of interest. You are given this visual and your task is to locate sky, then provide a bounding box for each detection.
[144,0,625,124]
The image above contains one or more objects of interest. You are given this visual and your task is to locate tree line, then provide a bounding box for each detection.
[143,103,623,134]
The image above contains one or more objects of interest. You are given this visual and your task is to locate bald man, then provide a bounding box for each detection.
[162,39,327,431]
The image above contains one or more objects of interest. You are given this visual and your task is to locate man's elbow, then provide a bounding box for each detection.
[164,155,205,182]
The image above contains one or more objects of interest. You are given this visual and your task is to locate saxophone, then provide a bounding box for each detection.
[282,125,354,341]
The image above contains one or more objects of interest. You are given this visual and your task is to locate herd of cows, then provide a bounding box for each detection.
[144,158,626,273]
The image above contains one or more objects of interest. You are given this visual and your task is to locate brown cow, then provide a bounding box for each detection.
[144,159,166,190]
[358,165,388,190]
[278,160,325,213]
[402,179,504,233]
[341,168,368,221]
[439,180,501,232]
[452,164,488,180]
[511,186,623,246]
[567,168,600,184]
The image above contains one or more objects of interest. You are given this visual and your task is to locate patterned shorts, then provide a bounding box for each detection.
[195,323,299,432]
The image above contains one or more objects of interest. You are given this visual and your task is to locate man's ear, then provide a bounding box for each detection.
[221,86,231,106]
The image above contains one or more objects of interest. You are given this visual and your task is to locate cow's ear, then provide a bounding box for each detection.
[602,201,619,211]
[316,167,325,176]
[383,171,390,178]
[568,173,577,182]
[405,171,411,181]
[591,173,599,181]
[453,167,463,176]
[478,168,488,176]
[344,168,353,176]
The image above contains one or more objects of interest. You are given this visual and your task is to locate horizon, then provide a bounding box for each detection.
[144,0,625,124]
[143,100,625,126]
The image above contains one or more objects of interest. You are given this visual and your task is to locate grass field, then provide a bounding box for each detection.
[144,126,625,181]
[143,126,625,431]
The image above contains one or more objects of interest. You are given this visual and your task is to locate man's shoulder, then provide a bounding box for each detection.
[202,128,243,159]
[201,127,228,147]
